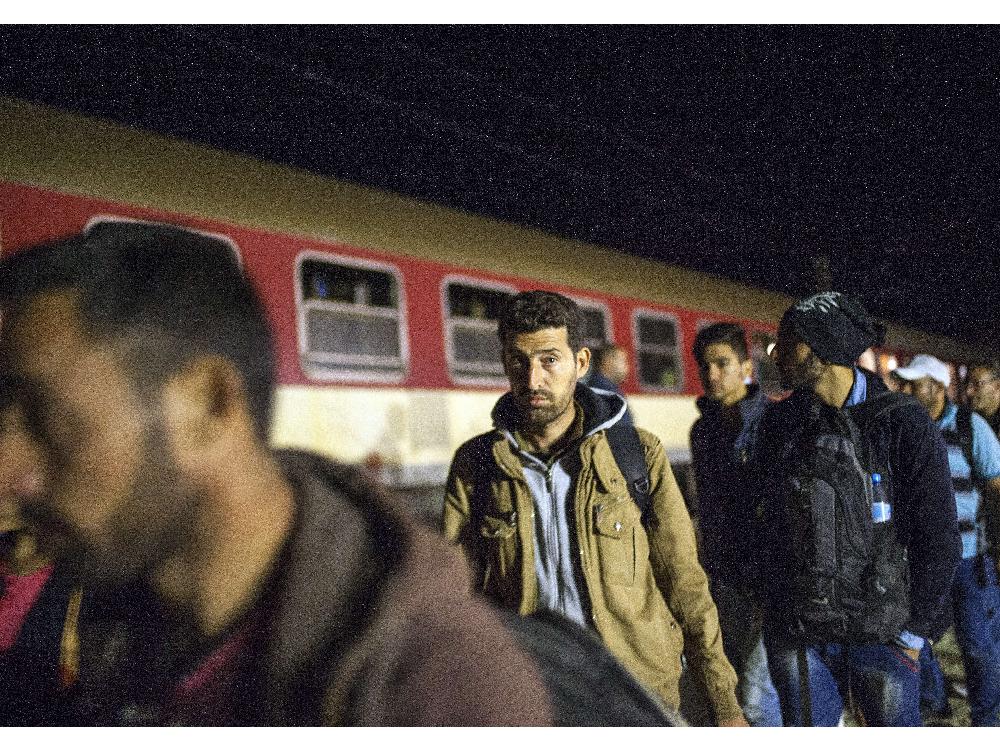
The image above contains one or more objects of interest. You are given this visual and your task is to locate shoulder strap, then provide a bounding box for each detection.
[847,390,913,429]
[844,390,914,474]
[955,405,978,480]
[604,420,653,524]
[468,432,499,528]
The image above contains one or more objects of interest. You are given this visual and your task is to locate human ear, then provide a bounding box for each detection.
[161,356,247,466]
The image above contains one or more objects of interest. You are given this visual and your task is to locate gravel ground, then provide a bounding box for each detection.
[926,629,970,727]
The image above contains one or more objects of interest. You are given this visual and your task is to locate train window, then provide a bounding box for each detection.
[84,215,243,266]
[295,252,408,382]
[444,278,517,384]
[573,298,612,351]
[633,309,682,391]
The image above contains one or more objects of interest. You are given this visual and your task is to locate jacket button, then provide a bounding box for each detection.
[614,521,622,532]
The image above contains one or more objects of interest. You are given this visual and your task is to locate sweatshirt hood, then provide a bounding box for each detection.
[492,382,629,443]
[696,382,767,421]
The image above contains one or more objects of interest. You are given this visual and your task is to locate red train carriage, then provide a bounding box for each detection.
[0,98,983,501]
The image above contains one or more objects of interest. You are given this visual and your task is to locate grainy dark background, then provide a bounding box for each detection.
[3,25,998,345]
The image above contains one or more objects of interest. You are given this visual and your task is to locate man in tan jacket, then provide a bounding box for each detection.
[443,290,745,725]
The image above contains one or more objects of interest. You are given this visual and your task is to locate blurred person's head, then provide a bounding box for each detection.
[965,363,1000,420]
[593,345,629,386]
[893,354,950,420]
[774,292,884,394]
[0,223,277,594]
[497,291,590,433]
[693,323,752,407]
[0,398,48,574]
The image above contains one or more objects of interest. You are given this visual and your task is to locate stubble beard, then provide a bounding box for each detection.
[518,387,575,433]
[80,423,199,595]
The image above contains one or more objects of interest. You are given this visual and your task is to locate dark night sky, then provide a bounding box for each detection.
[2,25,999,346]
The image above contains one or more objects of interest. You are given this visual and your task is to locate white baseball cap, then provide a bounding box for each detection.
[893,354,951,388]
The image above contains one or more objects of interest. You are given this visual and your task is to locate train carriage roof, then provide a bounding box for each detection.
[0,96,987,364]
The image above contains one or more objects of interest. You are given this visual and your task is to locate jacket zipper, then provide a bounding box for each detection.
[545,466,565,611]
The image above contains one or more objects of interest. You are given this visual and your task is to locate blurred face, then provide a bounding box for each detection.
[0,290,196,591]
[698,342,752,406]
[966,367,1000,418]
[0,401,49,571]
[774,327,824,392]
[503,327,589,432]
[0,402,46,534]
[600,348,629,385]
[903,376,945,417]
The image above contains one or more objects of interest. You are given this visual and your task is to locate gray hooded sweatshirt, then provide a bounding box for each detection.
[491,383,630,628]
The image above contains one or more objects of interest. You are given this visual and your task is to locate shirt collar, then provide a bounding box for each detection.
[843,366,868,407]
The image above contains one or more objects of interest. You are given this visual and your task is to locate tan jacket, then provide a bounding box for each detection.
[443,423,742,722]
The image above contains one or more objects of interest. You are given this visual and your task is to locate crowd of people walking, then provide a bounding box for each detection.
[0,223,997,726]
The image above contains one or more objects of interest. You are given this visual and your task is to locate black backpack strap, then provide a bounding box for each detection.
[468,432,499,530]
[953,405,991,557]
[847,389,913,429]
[605,419,653,525]
[845,390,912,474]
[937,404,980,493]
[955,405,978,480]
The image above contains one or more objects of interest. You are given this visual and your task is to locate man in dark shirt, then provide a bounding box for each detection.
[754,292,960,726]
[689,322,781,726]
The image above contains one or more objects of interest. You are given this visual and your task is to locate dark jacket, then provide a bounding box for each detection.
[587,372,634,426]
[689,384,768,584]
[71,451,675,726]
[72,451,555,726]
[753,369,960,641]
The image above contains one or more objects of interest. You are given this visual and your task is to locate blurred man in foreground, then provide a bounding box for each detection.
[0,399,80,725]
[0,223,571,726]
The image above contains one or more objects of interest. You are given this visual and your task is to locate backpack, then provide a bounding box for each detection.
[778,390,912,644]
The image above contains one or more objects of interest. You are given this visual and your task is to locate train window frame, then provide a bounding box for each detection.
[570,295,614,352]
[442,275,519,387]
[84,214,244,267]
[294,250,410,383]
[631,307,684,393]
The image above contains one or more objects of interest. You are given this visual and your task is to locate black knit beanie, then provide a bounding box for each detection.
[779,292,886,367]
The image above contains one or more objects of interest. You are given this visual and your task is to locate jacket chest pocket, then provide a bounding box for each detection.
[478,511,520,594]
[593,496,641,586]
